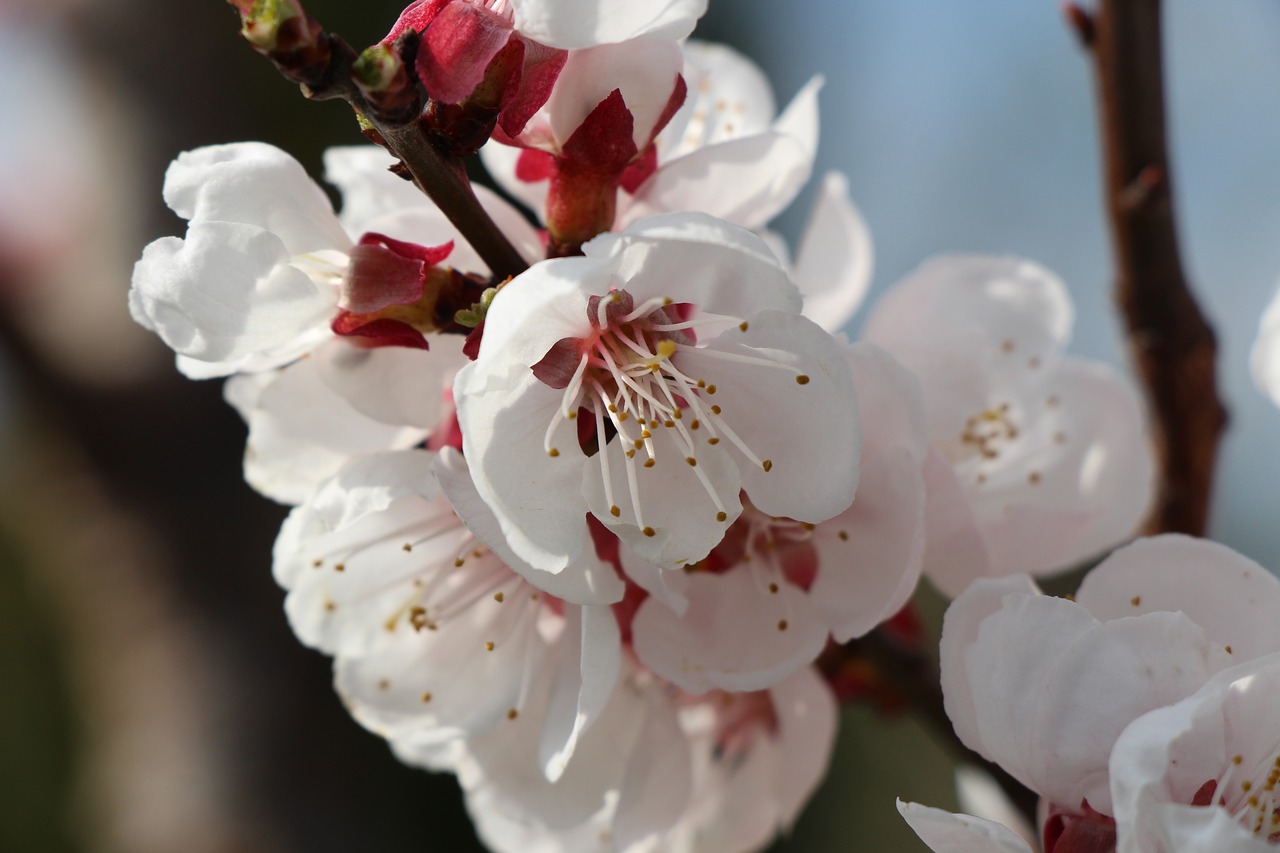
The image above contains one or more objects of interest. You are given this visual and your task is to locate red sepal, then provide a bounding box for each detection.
[330,314,430,350]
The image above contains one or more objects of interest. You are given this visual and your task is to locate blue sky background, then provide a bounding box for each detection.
[700,0,1280,571]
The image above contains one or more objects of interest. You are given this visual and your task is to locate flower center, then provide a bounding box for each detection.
[1211,744,1280,842]
[533,288,807,539]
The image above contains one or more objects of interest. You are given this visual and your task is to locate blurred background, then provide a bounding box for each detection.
[1,0,1278,850]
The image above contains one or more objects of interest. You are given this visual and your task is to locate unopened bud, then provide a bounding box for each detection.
[237,0,304,51]
[353,43,420,123]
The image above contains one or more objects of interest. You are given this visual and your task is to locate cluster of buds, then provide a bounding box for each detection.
[128,2,1280,852]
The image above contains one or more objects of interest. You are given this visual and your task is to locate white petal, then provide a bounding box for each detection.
[324,144,431,236]
[510,0,706,50]
[631,569,829,693]
[455,365,591,573]
[676,309,860,522]
[844,341,928,462]
[225,353,426,504]
[315,335,465,430]
[583,424,742,570]
[164,142,350,255]
[1076,534,1280,663]
[130,222,336,376]
[795,172,874,332]
[538,604,623,783]
[334,567,541,740]
[622,132,812,231]
[897,801,1036,853]
[544,38,684,149]
[619,543,689,615]
[434,448,625,604]
[955,766,1039,851]
[809,447,925,642]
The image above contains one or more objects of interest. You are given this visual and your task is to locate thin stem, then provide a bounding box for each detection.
[1076,0,1228,535]
[243,16,528,280]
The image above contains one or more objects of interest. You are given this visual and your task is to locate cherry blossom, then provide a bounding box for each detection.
[454,212,861,576]
[627,340,926,693]
[273,447,624,774]
[430,663,836,853]
[861,255,1155,596]
[940,535,1280,820]
[1110,651,1280,852]
[129,142,540,378]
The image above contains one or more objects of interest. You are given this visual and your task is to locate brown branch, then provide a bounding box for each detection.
[242,8,528,281]
[1078,0,1228,535]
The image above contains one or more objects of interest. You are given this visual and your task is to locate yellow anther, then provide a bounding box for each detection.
[716,511,727,522]
[642,526,656,537]
[494,592,505,603]
[762,459,773,472]
[610,505,621,517]
[484,641,495,652]
[421,691,433,703]
[796,374,810,385]
[548,448,560,457]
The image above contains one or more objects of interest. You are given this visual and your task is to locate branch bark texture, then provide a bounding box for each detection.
[1086,0,1227,535]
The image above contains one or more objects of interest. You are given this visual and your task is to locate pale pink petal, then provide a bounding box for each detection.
[1076,534,1280,663]
[610,686,693,850]
[771,667,839,827]
[510,0,706,50]
[898,801,1036,853]
[164,142,350,255]
[845,341,928,461]
[1028,611,1215,814]
[809,447,925,642]
[938,575,1041,751]
[795,172,874,332]
[631,569,828,693]
[921,449,993,598]
[675,309,860,522]
[657,40,777,161]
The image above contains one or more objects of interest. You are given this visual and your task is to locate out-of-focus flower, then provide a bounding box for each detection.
[917,535,1280,849]
[1111,651,1280,853]
[454,212,861,575]
[862,255,1155,596]
[434,663,836,853]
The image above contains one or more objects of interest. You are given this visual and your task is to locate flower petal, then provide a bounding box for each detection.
[1076,534,1280,662]
[631,569,829,693]
[509,0,706,50]
[164,142,350,255]
[675,309,860,522]
[897,801,1036,853]
[130,222,336,376]
[794,172,874,333]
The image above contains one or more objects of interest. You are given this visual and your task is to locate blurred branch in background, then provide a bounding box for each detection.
[1070,0,1228,536]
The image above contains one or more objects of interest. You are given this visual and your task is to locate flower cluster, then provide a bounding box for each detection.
[129,2,1174,851]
